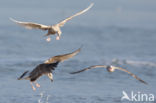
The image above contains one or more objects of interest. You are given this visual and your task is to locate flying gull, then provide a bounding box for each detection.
[10,3,94,42]
[18,47,81,91]
[70,65,148,85]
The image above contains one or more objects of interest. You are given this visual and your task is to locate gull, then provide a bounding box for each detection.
[10,3,94,42]
[70,65,148,85]
[18,47,81,91]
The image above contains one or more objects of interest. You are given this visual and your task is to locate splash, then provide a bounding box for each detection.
[46,95,50,103]
[38,91,51,103]
[38,91,44,103]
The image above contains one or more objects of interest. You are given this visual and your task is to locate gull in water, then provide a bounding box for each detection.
[18,47,81,91]
[10,3,94,42]
[70,65,148,85]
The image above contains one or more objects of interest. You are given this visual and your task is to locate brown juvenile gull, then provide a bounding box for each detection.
[70,65,148,85]
[18,47,81,91]
[10,3,94,42]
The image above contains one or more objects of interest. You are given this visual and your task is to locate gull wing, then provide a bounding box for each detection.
[58,3,94,27]
[10,18,50,30]
[70,65,107,74]
[44,47,81,64]
[17,70,29,80]
[115,67,148,85]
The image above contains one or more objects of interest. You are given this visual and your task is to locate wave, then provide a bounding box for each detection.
[111,58,156,67]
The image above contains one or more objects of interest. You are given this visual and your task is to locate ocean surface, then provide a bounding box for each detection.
[0,0,156,103]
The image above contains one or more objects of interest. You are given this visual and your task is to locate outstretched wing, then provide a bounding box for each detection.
[44,47,81,64]
[115,67,148,85]
[10,18,50,30]
[57,3,94,27]
[70,65,107,74]
[17,70,29,80]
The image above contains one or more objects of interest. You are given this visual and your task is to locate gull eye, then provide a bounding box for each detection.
[106,65,111,69]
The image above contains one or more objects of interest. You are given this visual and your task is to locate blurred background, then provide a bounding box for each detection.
[0,0,156,103]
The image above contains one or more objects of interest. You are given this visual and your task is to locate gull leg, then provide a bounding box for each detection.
[46,37,51,42]
[44,33,51,42]
[30,82,36,91]
[56,36,60,40]
[56,32,61,40]
[35,81,40,88]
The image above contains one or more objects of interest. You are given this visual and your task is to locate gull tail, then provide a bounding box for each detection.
[17,70,29,80]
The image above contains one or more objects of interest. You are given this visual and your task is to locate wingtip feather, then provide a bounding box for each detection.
[141,80,148,85]
[9,17,14,21]
[88,3,94,9]
[9,17,16,22]
[90,3,94,7]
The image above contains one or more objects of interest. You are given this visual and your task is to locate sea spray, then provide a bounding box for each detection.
[38,91,45,103]
[38,91,51,103]
[46,95,50,103]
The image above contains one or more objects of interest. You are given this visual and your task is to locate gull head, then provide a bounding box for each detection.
[106,65,115,72]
